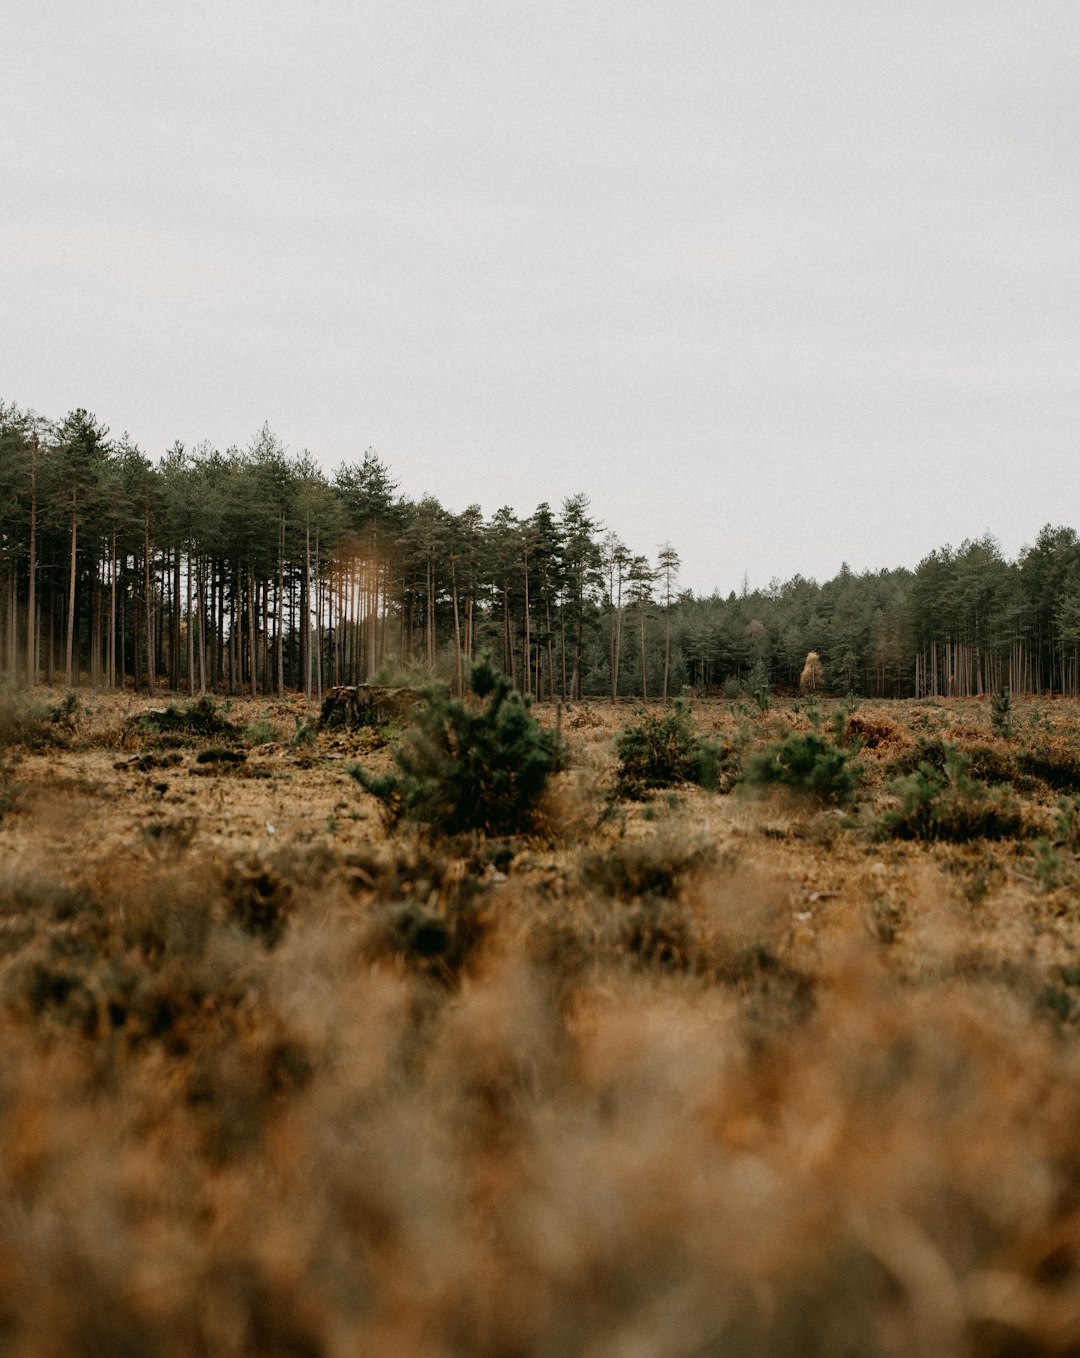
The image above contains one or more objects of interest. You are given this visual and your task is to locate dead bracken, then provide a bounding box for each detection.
[0,689,1078,1354]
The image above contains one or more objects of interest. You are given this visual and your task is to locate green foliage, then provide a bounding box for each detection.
[613,696,726,799]
[990,686,1012,739]
[350,653,558,836]
[886,733,1019,786]
[1054,796,1080,849]
[879,745,1024,842]
[742,729,859,804]
[830,697,860,745]
[1034,837,1064,891]
[290,715,317,749]
[0,757,23,820]
[368,655,433,687]
[243,712,278,746]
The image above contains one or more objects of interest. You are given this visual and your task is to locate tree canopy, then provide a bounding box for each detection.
[1,400,1078,698]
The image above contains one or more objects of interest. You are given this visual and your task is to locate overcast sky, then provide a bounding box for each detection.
[3,2,1079,596]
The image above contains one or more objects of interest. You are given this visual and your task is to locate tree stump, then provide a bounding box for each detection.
[317,685,424,731]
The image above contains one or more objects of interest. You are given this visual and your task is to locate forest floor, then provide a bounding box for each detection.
[1,686,1080,1356]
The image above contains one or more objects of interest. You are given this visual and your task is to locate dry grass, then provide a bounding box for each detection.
[0,690,1079,1353]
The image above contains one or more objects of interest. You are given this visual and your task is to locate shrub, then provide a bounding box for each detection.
[742,729,859,804]
[350,653,558,836]
[134,696,238,743]
[1054,796,1080,849]
[580,836,714,901]
[879,745,1024,842]
[843,712,901,751]
[0,690,77,750]
[0,757,23,820]
[243,712,278,746]
[613,697,727,799]
[1016,739,1080,793]
[290,715,317,749]
[990,686,1012,739]
[885,733,1019,787]
[363,881,489,985]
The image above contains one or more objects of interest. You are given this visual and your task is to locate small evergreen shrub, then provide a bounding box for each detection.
[742,729,859,804]
[878,746,1024,842]
[1054,796,1080,849]
[886,733,1019,787]
[367,655,432,687]
[243,712,278,746]
[350,653,558,836]
[0,757,23,820]
[1034,837,1064,891]
[290,715,317,749]
[613,697,727,799]
[990,686,1012,740]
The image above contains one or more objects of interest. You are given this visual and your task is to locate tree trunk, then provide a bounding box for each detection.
[450,558,463,696]
[640,601,648,700]
[303,522,312,697]
[186,542,195,693]
[144,510,155,695]
[65,489,78,687]
[108,532,117,689]
[26,436,37,687]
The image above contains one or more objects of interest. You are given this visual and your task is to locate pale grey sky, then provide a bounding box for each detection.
[3,2,1079,595]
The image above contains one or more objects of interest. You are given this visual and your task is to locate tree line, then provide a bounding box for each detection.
[1,402,1078,699]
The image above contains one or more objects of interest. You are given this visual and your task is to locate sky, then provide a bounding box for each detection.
[3,2,1079,597]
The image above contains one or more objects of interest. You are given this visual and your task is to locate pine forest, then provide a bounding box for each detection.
[3,402,1079,700]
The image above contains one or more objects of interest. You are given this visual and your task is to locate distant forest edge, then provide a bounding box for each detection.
[2,404,1079,700]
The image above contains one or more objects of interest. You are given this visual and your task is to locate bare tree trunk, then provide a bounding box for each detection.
[171,547,181,690]
[197,561,207,696]
[248,565,258,697]
[65,490,78,687]
[27,436,37,687]
[186,543,195,693]
[450,557,463,696]
[277,514,285,695]
[315,531,323,701]
[640,600,648,700]
[144,510,155,695]
[108,532,117,689]
[89,559,101,686]
[5,568,15,677]
[303,522,312,697]
[522,552,531,697]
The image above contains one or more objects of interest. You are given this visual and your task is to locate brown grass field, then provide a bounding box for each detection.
[2,687,1080,1356]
